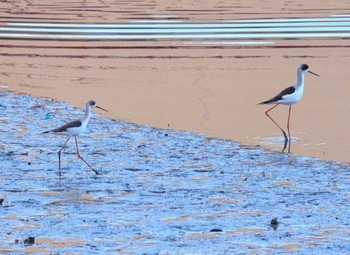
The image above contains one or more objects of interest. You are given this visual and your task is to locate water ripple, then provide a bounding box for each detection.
[1,16,350,41]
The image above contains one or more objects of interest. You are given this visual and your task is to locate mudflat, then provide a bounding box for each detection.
[0,92,349,254]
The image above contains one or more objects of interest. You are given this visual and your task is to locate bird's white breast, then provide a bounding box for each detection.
[280,86,304,105]
[66,125,85,136]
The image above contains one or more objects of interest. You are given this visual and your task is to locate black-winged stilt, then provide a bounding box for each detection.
[259,64,320,152]
[43,100,108,176]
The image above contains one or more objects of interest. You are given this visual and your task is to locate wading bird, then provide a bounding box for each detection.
[43,100,108,176]
[259,64,320,152]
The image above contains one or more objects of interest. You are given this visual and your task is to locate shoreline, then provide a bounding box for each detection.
[3,89,349,166]
[2,1,350,163]
[2,47,350,163]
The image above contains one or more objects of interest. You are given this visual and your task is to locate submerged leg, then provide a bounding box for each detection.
[58,136,71,177]
[74,136,99,175]
[282,139,288,153]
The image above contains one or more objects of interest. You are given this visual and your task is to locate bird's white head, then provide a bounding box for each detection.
[299,64,320,77]
[86,100,108,112]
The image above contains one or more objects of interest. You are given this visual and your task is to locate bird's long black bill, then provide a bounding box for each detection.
[96,105,109,112]
[309,70,320,77]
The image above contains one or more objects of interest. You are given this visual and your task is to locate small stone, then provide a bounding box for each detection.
[24,237,35,245]
[0,196,9,207]
[270,218,279,230]
[210,229,223,232]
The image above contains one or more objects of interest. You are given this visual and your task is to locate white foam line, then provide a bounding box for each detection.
[6,21,350,29]
[1,32,350,39]
[223,17,350,23]
[1,26,350,33]
[183,41,275,45]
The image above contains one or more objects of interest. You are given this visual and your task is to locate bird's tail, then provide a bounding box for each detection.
[257,101,268,105]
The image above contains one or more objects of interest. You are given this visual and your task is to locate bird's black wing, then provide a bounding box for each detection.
[43,120,82,133]
[259,86,295,104]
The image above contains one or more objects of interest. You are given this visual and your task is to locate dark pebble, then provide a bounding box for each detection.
[210,229,223,232]
[270,218,279,230]
[24,236,35,245]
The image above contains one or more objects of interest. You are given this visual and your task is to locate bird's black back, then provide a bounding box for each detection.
[43,120,82,133]
[259,86,296,104]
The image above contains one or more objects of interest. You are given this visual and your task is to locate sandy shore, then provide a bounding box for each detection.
[1,1,350,162]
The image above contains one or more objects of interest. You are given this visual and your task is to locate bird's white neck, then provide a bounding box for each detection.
[81,106,92,126]
[295,70,305,89]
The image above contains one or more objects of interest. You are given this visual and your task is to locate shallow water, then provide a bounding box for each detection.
[0,92,349,254]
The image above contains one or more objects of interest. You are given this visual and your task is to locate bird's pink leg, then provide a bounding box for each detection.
[287,105,292,153]
[265,104,288,152]
[58,136,70,177]
[265,104,288,142]
[74,136,99,175]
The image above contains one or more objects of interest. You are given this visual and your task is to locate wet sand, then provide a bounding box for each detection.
[1,1,350,162]
[0,92,349,254]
